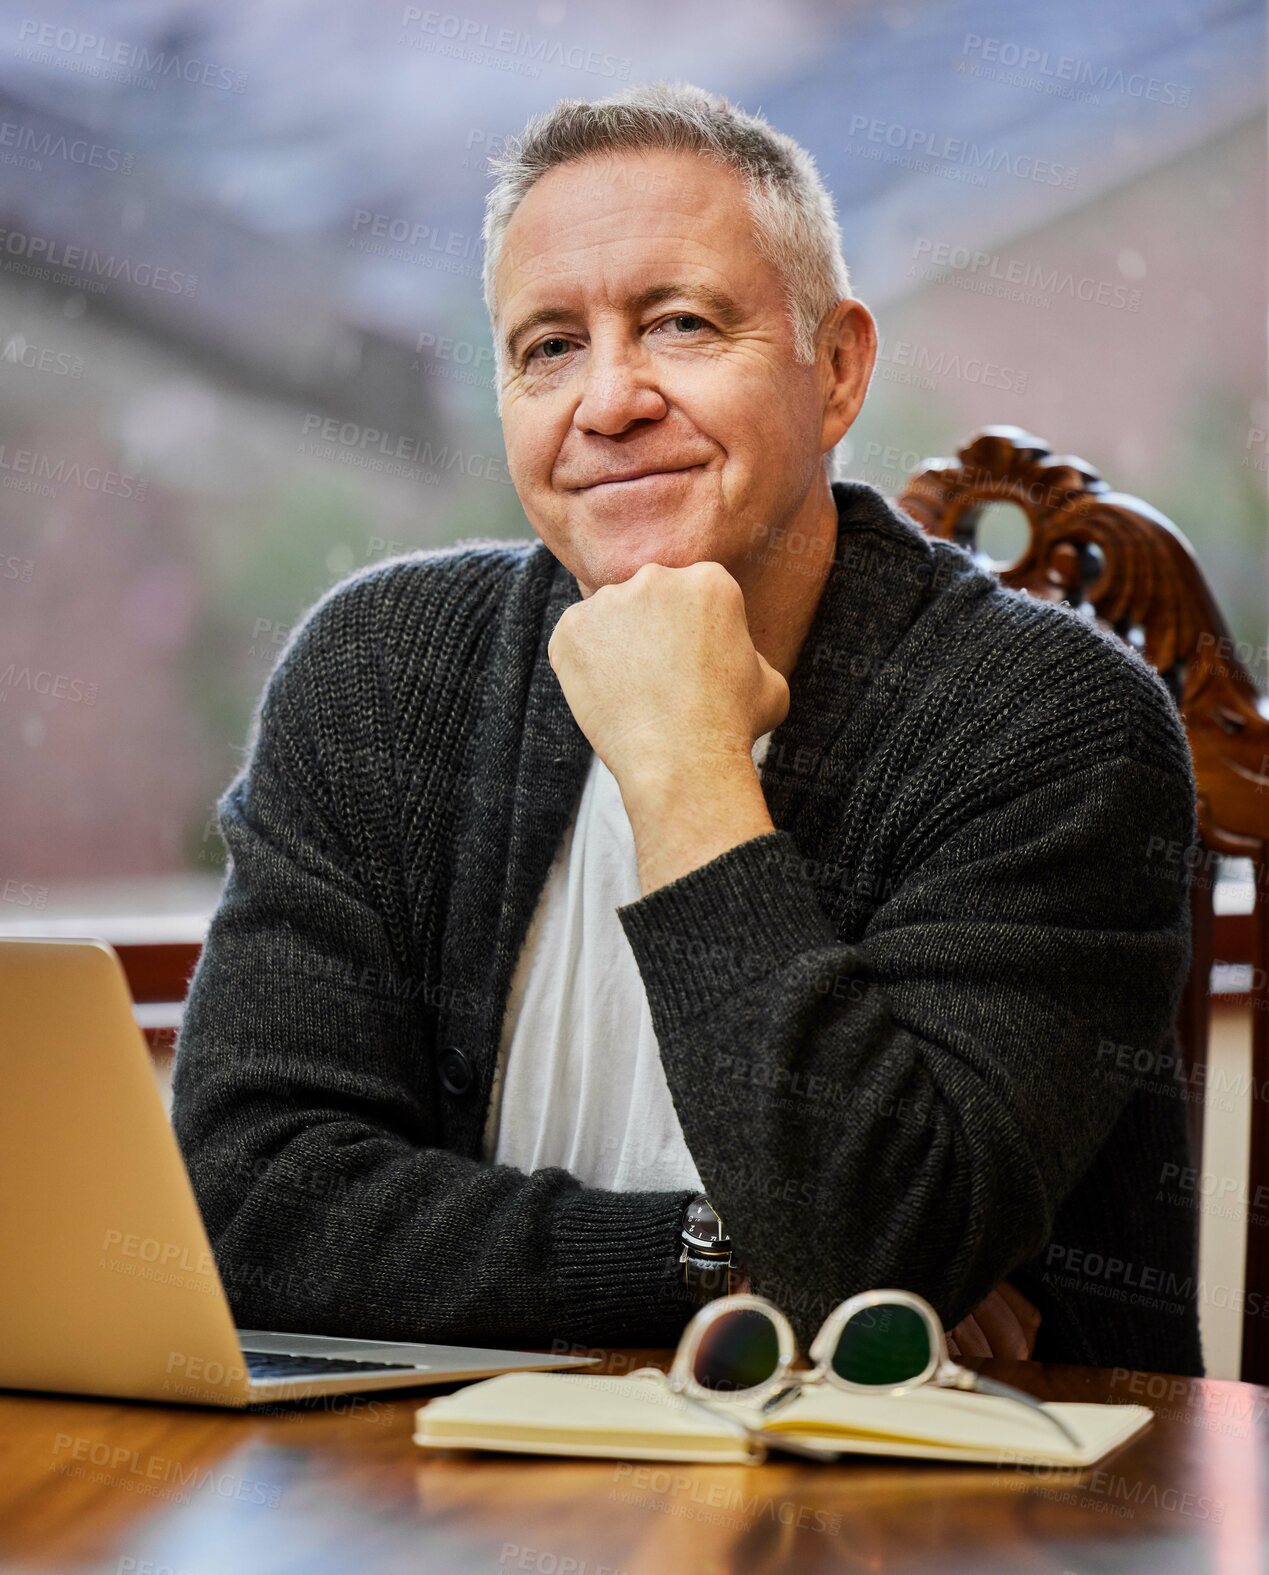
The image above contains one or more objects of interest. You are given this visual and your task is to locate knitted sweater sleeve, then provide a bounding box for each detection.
[615,717,1198,1345]
[171,571,700,1349]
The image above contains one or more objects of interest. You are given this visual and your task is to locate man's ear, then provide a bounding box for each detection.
[817,298,878,456]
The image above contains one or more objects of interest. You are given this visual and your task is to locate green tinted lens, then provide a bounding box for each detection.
[832,1302,932,1386]
[690,1308,781,1394]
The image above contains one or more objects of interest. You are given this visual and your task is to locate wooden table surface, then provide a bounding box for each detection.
[0,1348,1263,1574]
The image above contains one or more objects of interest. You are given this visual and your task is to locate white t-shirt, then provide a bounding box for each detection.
[481,731,774,1191]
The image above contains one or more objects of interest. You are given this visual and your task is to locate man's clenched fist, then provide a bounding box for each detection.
[547,560,790,797]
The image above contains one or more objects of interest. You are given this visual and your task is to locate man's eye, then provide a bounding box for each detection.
[658,313,709,334]
[527,337,573,363]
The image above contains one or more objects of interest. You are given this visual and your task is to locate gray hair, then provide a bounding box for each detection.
[481,80,853,443]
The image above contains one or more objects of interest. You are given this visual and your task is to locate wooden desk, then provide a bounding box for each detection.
[0,1350,1263,1574]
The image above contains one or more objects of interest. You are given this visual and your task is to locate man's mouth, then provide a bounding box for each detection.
[581,464,704,489]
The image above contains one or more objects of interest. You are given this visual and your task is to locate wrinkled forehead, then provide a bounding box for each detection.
[501,146,743,249]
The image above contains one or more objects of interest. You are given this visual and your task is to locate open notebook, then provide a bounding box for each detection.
[413,1371,1152,1467]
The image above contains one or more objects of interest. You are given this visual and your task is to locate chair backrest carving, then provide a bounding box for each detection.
[899,424,1269,1382]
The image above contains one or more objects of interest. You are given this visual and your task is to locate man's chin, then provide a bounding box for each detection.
[526,495,736,590]
[573,539,725,591]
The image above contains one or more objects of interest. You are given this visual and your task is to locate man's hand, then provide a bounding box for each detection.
[547,560,789,796]
[947,1281,1041,1361]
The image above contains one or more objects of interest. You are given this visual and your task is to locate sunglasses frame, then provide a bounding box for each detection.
[669,1288,943,1406]
[664,1286,1084,1454]
[667,1292,799,1404]
[808,1287,947,1393]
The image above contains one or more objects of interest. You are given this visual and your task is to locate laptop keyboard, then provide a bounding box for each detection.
[244,1350,418,1380]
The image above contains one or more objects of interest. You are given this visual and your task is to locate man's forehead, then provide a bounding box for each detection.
[496,150,753,282]
[519,146,733,223]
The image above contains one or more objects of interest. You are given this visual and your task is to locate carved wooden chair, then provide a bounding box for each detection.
[898,426,1269,1381]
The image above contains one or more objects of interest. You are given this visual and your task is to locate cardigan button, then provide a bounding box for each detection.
[440,1047,474,1096]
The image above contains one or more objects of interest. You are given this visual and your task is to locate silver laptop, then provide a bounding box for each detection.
[0,937,596,1406]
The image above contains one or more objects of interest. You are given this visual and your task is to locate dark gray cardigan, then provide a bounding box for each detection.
[172,479,1205,1376]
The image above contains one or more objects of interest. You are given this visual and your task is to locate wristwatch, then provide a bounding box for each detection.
[679,1195,739,1305]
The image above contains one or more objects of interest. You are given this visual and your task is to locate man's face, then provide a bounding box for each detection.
[493,148,842,597]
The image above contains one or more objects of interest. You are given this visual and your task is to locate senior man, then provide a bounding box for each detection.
[173,81,1203,1377]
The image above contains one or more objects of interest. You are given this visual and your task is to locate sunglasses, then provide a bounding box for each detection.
[637,1289,1081,1459]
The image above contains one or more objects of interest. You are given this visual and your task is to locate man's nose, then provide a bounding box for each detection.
[572,344,667,435]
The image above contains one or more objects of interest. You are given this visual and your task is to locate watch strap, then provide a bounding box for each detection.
[680,1245,736,1304]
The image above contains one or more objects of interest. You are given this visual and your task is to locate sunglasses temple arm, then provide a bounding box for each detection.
[656,1374,841,1463]
[952,1369,1084,1453]
[650,1372,767,1457]
[759,1379,805,1417]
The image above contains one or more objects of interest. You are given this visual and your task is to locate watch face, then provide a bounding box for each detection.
[683,1197,729,1249]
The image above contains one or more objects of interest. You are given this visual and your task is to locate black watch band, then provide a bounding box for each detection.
[681,1247,733,1303]
[679,1195,737,1306]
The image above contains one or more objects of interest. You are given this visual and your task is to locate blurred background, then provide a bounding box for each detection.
[0,0,1262,919]
[0,0,1264,1375]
